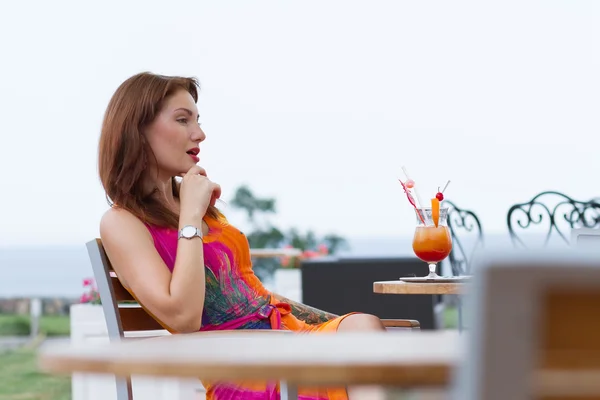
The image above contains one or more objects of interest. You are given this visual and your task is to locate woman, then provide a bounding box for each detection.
[98,72,386,400]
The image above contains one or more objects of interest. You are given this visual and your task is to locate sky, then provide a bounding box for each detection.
[1,0,599,247]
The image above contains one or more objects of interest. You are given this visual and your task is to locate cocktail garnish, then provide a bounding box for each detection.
[431,197,440,227]
[401,166,425,209]
[435,184,443,201]
[398,166,450,227]
[399,179,426,224]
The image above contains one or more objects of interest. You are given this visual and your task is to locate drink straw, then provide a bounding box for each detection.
[398,180,417,208]
[401,166,425,209]
[441,180,451,193]
[398,179,426,225]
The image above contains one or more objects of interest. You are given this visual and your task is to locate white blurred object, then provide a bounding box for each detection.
[453,250,600,400]
[250,248,302,258]
[70,304,205,400]
[251,247,303,301]
[273,268,303,302]
[571,228,600,250]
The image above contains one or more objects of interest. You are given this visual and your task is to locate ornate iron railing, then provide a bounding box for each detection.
[506,191,600,248]
[446,200,484,276]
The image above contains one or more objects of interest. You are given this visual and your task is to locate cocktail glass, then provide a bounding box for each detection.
[412,207,452,279]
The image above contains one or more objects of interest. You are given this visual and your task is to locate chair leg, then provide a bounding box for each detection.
[115,376,133,400]
[280,381,298,400]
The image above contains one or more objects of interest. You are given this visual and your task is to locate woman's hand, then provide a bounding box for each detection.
[178,165,221,221]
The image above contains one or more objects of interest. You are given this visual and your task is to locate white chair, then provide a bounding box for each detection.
[87,239,299,400]
[453,249,600,400]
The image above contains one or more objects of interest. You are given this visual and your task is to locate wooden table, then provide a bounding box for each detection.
[373,280,468,331]
[373,281,466,295]
[39,331,461,395]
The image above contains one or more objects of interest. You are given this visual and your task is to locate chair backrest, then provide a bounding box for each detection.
[445,200,484,276]
[453,250,600,400]
[506,190,600,249]
[86,239,166,340]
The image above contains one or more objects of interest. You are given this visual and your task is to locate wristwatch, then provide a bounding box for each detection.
[178,225,203,240]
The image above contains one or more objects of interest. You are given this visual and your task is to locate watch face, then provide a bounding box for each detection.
[181,226,197,238]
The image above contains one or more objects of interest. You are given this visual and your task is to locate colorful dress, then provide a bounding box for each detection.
[142,213,356,400]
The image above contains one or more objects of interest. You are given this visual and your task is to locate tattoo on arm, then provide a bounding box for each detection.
[272,293,338,324]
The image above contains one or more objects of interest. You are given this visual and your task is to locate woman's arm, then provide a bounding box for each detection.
[100,207,206,333]
[272,292,338,324]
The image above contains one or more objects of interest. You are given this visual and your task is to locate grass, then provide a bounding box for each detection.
[37,316,70,337]
[443,306,458,329]
[0,315,70,337]
[0,347,71,400]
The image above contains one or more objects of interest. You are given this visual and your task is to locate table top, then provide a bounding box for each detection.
[373,280,466,295]
[39,331,462,387]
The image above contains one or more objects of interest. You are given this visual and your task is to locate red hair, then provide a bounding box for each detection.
[98,72,218,228]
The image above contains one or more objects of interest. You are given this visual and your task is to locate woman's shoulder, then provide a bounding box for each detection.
[101,205,136,223]
[100,206,150,238]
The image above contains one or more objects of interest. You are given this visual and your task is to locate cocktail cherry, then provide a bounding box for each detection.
[436,187,444,201]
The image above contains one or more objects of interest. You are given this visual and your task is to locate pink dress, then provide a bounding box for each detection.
[139,213,356,400]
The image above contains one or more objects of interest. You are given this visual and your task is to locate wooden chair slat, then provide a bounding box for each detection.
[119,307,165,332]
[381,319,420,329]
[111,276,136,302]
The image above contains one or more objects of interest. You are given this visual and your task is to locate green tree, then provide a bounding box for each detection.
[230,184,285,250]
[322,233,348,254]
[230,185,276,221]
[229,185,348,280]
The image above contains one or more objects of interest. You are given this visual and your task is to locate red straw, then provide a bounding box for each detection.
[399,179,426,224]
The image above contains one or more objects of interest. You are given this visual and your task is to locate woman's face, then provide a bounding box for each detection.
[144,89,206,177]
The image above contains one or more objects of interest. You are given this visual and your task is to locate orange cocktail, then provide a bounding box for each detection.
[413,226,452,263]
[398,168,452,278]
[412,207,453,278]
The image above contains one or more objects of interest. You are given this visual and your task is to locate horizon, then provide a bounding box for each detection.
[0,230,572,298]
